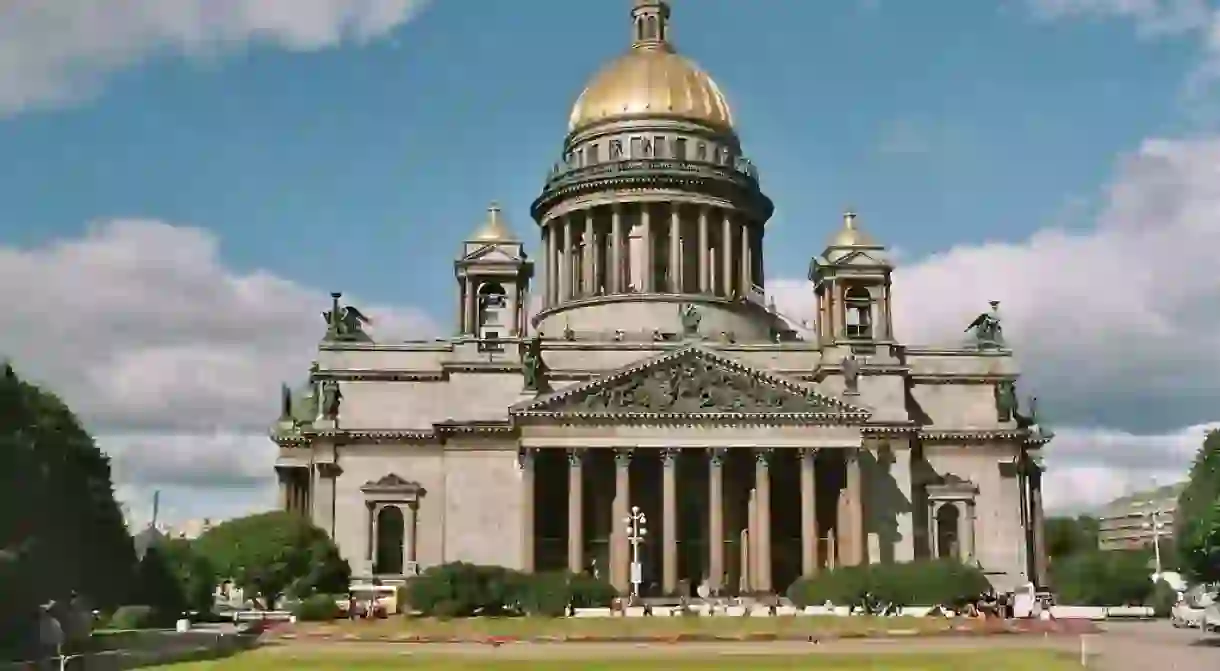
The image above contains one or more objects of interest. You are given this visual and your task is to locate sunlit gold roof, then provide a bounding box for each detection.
[828,211,878,248]
[469,202,516,242]
[567,2,734,133]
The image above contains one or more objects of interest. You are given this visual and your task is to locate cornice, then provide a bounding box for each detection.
[918,429,1036,442]
[512,411,866,424]
[907,373,1018,385]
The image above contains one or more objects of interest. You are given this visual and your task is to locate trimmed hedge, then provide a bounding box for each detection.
[292,594,342,622]
[786,559,991,608]
[106,605,159,630]
[403,562,616,617]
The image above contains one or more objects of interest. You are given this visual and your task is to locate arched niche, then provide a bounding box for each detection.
[360,474,425,577]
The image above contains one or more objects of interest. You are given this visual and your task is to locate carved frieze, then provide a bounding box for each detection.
[570,357,835,414]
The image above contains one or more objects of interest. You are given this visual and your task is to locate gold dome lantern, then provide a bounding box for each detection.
[567,0,734,134]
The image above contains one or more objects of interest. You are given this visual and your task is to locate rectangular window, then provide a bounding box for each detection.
[654,136,667,158]
[630,137,642,159]
[696,142,707,161]
[609,140,623,159]
[587,144,599,163]
[673,138,687,160]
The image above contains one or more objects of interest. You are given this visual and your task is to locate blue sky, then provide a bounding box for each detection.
[3,0,1220,523]
[0,0,1195,316]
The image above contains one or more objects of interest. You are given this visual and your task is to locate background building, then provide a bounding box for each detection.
[1096,483,1183,551]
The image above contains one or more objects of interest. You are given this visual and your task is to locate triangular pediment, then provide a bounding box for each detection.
[462,243,520,263]
[512,345,871,419]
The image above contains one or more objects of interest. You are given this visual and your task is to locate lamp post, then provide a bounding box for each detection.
[623,505,647,598]
[1134,499,1169,577]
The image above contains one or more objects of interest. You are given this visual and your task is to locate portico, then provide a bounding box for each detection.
[510,345,873,595]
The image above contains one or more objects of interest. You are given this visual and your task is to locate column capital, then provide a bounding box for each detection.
[661,447,679,466]
[567,448,585,467]
[799,447,820,459]
[707,447,727,466]
[614,447,633,467]
[753,447,774,464]
[843,448,860,464]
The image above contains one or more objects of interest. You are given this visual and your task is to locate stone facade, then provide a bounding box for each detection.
[271,0,1051,595]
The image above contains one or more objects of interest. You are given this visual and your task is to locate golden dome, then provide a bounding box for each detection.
[469,202,516,242]
[828,211,878,248]
[567,2,733,133]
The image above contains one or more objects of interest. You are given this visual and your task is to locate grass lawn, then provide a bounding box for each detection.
[288,615,961,639]
[160,648,1082,670]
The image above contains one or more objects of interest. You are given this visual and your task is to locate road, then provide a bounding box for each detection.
[1090,621,1219,670]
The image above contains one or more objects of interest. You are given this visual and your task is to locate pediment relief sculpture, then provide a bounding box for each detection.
[517,348,867,417]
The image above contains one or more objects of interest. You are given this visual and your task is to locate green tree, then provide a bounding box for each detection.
[1045,515,1100,560]
[194,511,350,609]
[1176,429,1220,575]
[131,544,188,622]
[1182,498,1220,583]
[160,538,219,615]
[0,362,135,658]
[1050,549,1155,606]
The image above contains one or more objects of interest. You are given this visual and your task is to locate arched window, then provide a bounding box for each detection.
[636,18,644,41]
[936,505,960,560]
[844,287,873,338]
[375,505,405,575]
[478,282,507,326]
[646,16,658,39]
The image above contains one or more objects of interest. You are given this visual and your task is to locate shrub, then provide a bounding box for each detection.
[786,559,991,608]
[404,563,522,617]
[1148,579,1177,618]
[292,594,341,622]
[106,605,158,630]
[566,572,617,608]
[403,563,618,617]
[517,572,570,617]
[1050,550,1154,606]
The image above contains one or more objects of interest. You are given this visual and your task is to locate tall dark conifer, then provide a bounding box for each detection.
[0,362,135,657]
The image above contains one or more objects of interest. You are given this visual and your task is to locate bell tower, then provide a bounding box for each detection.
[809,211,895,346]
[455,203,534,342]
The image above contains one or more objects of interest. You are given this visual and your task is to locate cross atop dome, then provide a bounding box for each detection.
[631,0,672,51]
[469,201,516,242]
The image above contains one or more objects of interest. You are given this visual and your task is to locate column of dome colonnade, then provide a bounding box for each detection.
[529,0,775,339]
[524,445,868,595]
[539,202,764,306]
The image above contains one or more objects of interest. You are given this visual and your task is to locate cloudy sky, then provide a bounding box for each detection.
[1,0,1218,525]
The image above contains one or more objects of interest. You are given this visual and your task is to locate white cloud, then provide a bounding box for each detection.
[0,219,436,524]
[0,0,430,116]
[1039,423,1217,512]
[771,135,1220,510]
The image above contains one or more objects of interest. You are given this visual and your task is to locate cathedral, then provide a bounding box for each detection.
[272,0,1050,596]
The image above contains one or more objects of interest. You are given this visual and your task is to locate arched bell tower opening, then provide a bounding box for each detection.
[530,0,782,342]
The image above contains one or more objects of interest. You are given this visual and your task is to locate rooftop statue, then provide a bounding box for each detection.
[965,300,1004,349]
[322,292,373,342]
[679,303,702,338]
[520,334,550,393]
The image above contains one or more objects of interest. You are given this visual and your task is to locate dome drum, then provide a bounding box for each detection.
[531,165,771,224]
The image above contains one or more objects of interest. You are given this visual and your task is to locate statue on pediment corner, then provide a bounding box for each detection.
[320,379,342,420]
[520,334,549,393]
[842,354,861,395]
[994,380,1017,422]
[678,303,702,338]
